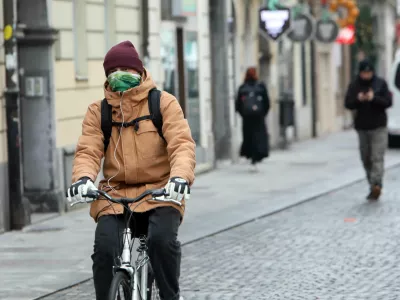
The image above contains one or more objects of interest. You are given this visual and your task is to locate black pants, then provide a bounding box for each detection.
[92,207,182,300]
[357,127,387,187]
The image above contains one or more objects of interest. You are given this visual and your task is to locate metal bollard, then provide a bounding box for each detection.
[278,92,295,149]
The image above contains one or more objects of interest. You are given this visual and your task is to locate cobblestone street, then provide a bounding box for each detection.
[40,165,400,299]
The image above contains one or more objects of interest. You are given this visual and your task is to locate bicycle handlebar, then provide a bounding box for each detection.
[70,188,182,207]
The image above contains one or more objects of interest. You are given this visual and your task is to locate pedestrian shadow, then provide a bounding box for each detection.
[348,199,384,217]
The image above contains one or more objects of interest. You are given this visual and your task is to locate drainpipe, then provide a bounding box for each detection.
[141,0,150,68]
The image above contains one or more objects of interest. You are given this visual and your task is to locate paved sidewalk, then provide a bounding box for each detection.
[1,129,400,300]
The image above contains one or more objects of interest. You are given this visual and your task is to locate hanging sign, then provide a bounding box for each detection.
[335,25,355,44]
[287,13,315,42]
[315,18,339,43]
[329,0,359,28]
[259,7,291,41]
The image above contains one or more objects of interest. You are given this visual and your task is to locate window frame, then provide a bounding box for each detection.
[73,0,88,81]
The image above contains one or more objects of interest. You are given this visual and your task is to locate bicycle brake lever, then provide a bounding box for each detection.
[152,194,182,206]
[170,199,183,206]
[163,197,183,206]
[70,201,83,207]
[70,198,95,207]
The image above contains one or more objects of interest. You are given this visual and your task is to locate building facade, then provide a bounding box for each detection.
[0,0,235,231]
[54,0,222,205]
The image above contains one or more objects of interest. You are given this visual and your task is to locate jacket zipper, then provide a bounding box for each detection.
[118,93,127,192]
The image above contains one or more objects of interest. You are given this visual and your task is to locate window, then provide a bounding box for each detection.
[53,0,74,60]
[185,31,200,144]
[73,0,88,80]
[161,0,172,20]
[160,28,177,95]
[86,1,106,60]
[104,0,116,51]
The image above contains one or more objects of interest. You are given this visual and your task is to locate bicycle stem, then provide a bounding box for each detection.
[121,228,132,264]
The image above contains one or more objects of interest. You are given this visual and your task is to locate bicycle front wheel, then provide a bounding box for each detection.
[108,271,132,300]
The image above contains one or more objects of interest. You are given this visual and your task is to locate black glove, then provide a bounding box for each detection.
[165,176,190,201]
[66,177,97,202]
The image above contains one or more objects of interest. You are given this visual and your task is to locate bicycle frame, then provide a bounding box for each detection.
[114,209,151,300]
[71,188,182,300]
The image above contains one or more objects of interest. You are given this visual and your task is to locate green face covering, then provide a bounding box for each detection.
[107,71,141,92]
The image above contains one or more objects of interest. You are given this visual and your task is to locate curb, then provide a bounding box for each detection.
[33,161,400,299]
[194,162,214,176]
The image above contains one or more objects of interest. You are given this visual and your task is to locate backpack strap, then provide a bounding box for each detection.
[111,115,152,135]
[148,88,166,142]
[101,89,165,154]
[101,98,112,153]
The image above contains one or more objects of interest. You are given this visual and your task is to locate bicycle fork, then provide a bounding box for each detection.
[133,235,149,300]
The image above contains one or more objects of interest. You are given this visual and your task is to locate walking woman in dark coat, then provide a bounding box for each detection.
[235,67,270,172]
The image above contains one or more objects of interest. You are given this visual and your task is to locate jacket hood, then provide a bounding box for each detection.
[103,68,156,108]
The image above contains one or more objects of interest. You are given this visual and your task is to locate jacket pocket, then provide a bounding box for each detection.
[135,120,166,159]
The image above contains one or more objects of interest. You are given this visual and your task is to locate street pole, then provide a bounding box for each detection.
[309,0,317,138]
[209,0,231,161]
[17,0,60,212]
[3,0,31,229]
[141,0,150,69]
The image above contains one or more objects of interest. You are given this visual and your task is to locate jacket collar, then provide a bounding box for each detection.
[103,68,156,108]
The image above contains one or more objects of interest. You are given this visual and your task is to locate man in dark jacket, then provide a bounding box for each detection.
[344,59,392,200]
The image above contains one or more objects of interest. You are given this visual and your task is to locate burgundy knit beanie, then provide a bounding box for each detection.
[103,41,144,76]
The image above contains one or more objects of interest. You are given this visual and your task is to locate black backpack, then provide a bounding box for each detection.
[101,88,165,153]
[241,83,264,117]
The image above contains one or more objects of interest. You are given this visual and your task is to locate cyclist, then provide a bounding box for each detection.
[66,40,195,300]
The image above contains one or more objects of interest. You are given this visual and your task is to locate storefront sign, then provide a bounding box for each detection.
[287,13,315,42]
[259,7,291,41]
[315,19,339,43]
[335,25,355,44]
[172,0,196,17]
